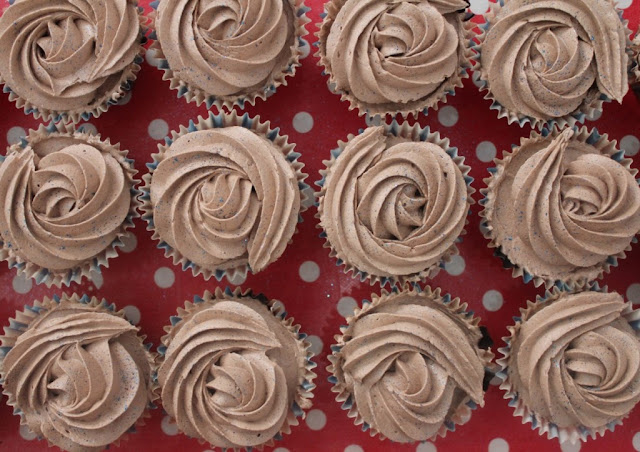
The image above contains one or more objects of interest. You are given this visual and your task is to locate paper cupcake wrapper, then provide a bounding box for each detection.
[0,3,148,124]
[315,120,475,288]
[157,286,317,451]
[479,125,638,289]
[315,0,474,120]
[496,281,640,444]
[470,0,632,130]
[0,293,159,450]
[327,285,495,443]
[0,122,141,287]
[147,0,310,111]
[139,110,310,284]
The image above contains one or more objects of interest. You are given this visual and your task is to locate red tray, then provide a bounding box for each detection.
[1,1,640,451]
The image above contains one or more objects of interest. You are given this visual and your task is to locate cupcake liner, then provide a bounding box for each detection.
[479,125,639,289]
[147,0,310,111]
[0,122,141,287]
[157,286,317,451]
[327,285,495,443]
[0,293,159,450]
[315,0,474,120]
[139,110,310,284]
[470,0,632,130]
[0,3,149,124]
[496,281,640,444]
[315,120,475,288]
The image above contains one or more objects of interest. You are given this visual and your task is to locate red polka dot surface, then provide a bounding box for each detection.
[0,0,640,451]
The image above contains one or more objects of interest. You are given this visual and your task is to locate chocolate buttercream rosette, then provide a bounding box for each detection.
[0,0,148,124]
[471,0,632,130]
[480,126,640,289]
[0,123,140,287]
[140,111,309,283]
[316,0,473,119]
[316,122,474,287]
[328,286,494,443]
[497,283,640,444]
[0,293,158,452]
[148,0,310,111]
[157,287,316,451]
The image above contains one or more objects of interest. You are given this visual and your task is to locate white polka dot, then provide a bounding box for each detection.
[438,106,459,127]
[89,270,104,289]
[117,90,132,106]
[145,48,162,67]
[337,296,358,318]
[227,271,247,286]
[120,233,138,253]
[19,424,37,441]
[615,0,632,8]
[633,432,640,451]
[6,126,26,145]
[148,119,169,140]
[469,0,489,14]
[488,438,509,452]
[154,267,175,289]
[627,283,640,304]
[292,111,314,134]
[161,415,179,436]
[12,274,32,294]
[78,123,98,135]
[482,290,504,312]
[123,305,141,325]
[476,141,497,162]
[444,255,466,276]
[416,442,437,452]
[560,441,581,452]
[307,335,323,357]
[299,38,311,59]
[299,261,320,282]
[345,446,364,452]
[489,374,502,386]
[301,185,315,209]
[273,448,290,452]
[305,409,327,431]
[621,135,640,157]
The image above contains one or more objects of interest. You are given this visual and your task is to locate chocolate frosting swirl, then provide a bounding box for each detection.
[338,292,486,442]
[155,0,297,99]
[0,133,135,274]
[480,0,628,120]
[509,291,640,429]
[319,126,469,280]
[324,0,467,112]
[1,297,154,452]
[490,128,640,281]
[158,299,305,449]
[149,127,300,273]
[0,0,141,114]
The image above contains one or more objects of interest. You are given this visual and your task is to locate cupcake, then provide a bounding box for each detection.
[140,111,308,283]
[328,286,493,443]
[149,0,309,110]
[317,0,472,118]
[473,0,630,129]
[0,293,157,451]
[497,284,640,443]
[630,28,640,92]
[481,126,640,288]
[0,123,140,287]
[157,287,316,450]
[316,122,474,287]
[0,0,147,124]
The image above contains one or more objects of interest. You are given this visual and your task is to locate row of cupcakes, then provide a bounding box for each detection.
[2,0,640,127]
[0,112,638,290]
[2,283,640,450]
